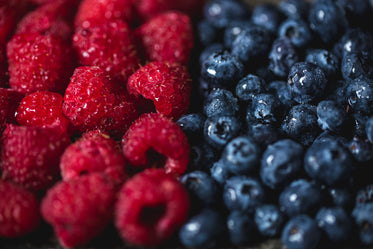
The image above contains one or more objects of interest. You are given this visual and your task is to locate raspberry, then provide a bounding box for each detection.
[0,125,70,192]
[115,169,190,246]
[75,0,135,29]
[60,130,128,186]
[6,33,76,95]
[134,0,176,20]
[62,66,138,137]
[0,47,8,87]
[136,11,194,65]
[15,91,71,133]
[73,20,140,84]
[121,113,190,176]
[127,61,192,119]
[0,181,40,238]
[0,88,24,133]
[41,174,116,248]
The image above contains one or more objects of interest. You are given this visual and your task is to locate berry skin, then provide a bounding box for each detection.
[356,185,373,206]
[115,169,190,247]
[227,211,256,246]
[15,91,71,133]
[278,18,312,49]
[62,66,138,137]
[41,174,116,248]
[352,203,373,245]
[60,130,128,186]
[0,180,40,238]
[251,3,284,34]
[347,78,373,115]
[249,93,282,125]
[73,20,140,84]
[121,113,190,176]
[198,20,218,47]
[134,0,176,21]
[75,0,135,29]
[305,49,340,79]
[247,123,280,149]
[316,100,348,133]
[127,62,192,120]
[203,89,239,118]
[0,125,70,192]
[328,187,353,210]
[177,113,206,145]
[279,0,309,20]
[6,33,75,95]
[223,20,252,49]
[366,116,373,144]
[333,28,373,58]
[210,160,232,185]
[0,88,24,133]
[254,204,285,237]
[235,74,267,103]
[268,37,299,78]
[136,11,194,65]
[341,51,373,81]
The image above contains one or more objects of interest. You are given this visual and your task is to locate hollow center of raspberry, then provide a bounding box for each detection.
[146,149,167,169]
[139,204,166,226]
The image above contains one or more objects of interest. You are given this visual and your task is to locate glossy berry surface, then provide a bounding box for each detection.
[254,204,285,237]
[227,211,256,246]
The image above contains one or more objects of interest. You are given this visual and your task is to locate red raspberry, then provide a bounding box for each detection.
[115,169,190,246]
[6,33,76,95]
[41,174,116,248]
[135,11,194,65]
[0,125,70,192]
[0,47,8,87]
[62,66,138,137]
[75,0,135,29]
[121,113,190,176]
[15,91,71,133]
[175,0,206,17]
[73,20,140,85]
[134,0,176,21]
[127,61,192,119]
[0,180,41,238]
[60,130,128,186]
[0,88,24,133]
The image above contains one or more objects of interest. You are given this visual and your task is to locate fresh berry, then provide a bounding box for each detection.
[121,113,189,176]
[177,113,206,144]
[356,185,373,206]
[352,203,373,245]
[0,180,40,238]
[248,93,282,124]
[223,20,252,49]
[60,130,128,186]
[73,20,140,84]
[187,142,217,171]
[235,74,266,103]
[366,116,373,144]
[0,88,24,133]
[133,0,176,21]
[316,100,348,133]
[62,66,138,137]
[0,125,70,192]
[334,28,373,58]
[252,3,284,34]
[197,20,218,47]
[210,160,233,185]
[115,169,189,247]
[279,0,309,20]
[278,18,312,48]
[41,174,116,248]
[246,122,280,149]
[341,51,373,81]
[346,78,373,115]
[268,37,299,78]
[227,211,256,246]
[328,187,353,210]
[203,89,239,118]
[267,80,296,112]
[6,33,75,95]
[254,204,285,237]
[136,11,194,65]
[305,49,340,79]
[127,61,192,119]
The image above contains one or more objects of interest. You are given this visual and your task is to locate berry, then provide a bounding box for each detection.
[41,174,116,248]
[0,125,70,192]
[188,142,217,171]
[278,18,312,48]
[177,113,206,144]
[73,20,140,84]
[341,51,373,81]
[352,203,373,245]
[366,116,373,144]
[267,80,296,110]
[249,93,282,124]
[6,33,75,95]
[254,204,285,237]
[0,88,24,133]
[210,160,232,185]
[135,11,194,65]
[305,49,340,79]
[334,28,373,58]
[316,100,348,133]
[346,78,373,115]
[268,37,299,78]
[121,113,189,176]
[227,211,256,246]
[279,0,309,20]
[328,187,353,210]
[246,122,280,149]
[0,48,7,87]
[62,66,138,137]
[356,185,373,206]
[251,3,284,34]
[127,62,192,119]
[223,20,252,49]
[0,180,40,238]
[203,89,239,118]
[235,74,267,103]
[115,169,189,246]
[134,0,176,21]
[349,136,373,163]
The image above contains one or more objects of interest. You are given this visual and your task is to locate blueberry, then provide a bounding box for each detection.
[327,80,349,107]
[365,116,373,143]
[316,207,353,242]
[249,93,282,125]
[254,204,285,237]
[348,136,373,163]
[231,25,273,64]
[313,131,350,148]
[260,139,304,189]
[199,43,224,66]
[356,185,373,206]
[235,74,267,103]
[346,78,373,115]
[246,122,280,149]
[278,18,312,48]
[223,20,253,49]
[279,179,322,217]
[341,52,373,81]
[204,115,241,150]
[333,28,373,58]
[179,209,226,249]
[316,100,348,133]
[279,0,309,20]
[308,0,347,44]
[210,160,232,185]
[352,113,369,138]
[304,139,354,186]
[188,142,218,171]
[223,176,266,213]
[328,187,353,210]
[221,136,261,175]
[201,50,245,89]
[337,0,371,26]
[177,113,206,144]
[282,215,321,249]
[268,37,299,78]
[267,80,296,110]
[287,62,328,104]
[197,20,218,47]
[204,89,239,118]
[352,203,373,245]
[251,3,284,34]
[227,211,256,245]
[281,104,320,146]
[305,49,340,79]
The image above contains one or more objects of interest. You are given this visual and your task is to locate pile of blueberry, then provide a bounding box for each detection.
[177,0,373,248]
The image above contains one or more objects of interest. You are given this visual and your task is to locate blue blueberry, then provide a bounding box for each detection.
[279,0,309,20]
[177,113,206,144]
[204,115,241,150]
[278,18,312,48]
[235,74,267,103]
[260,139,304,189]
[221,136,261,175]
[282,215,321,249]
[352,203,373,245]
[223,20,253,49]
[287,62,328,104]
[279,179,322,217]
[356,185,373,206]
[365,116,373,144]
[223,176,266,213]
[327,80,349,107]
[267,80,296,110]
[305,49,340,79]
[269,37,299,78]
[197,20,218,47]
[199,43,224,66]
[179,209,226,249]
[188,142,218,171]
[348,136,373,163]
[337,0,371,26]
[316,207,353,242]
[346,78,373,115]
[254,204,285,237]
[255,66,276,83]
[246,122,280,149]
[333,28,373,58]
[341,52,373,81]
[313,131,350,148]
[249,93,282,124]
[352,113,369,138]
[251,3,284,33]
[204,89,239,118]
[328,187,353,210]
[227,211,256,245]
[210,160,232,185]
[316,100,348,133]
